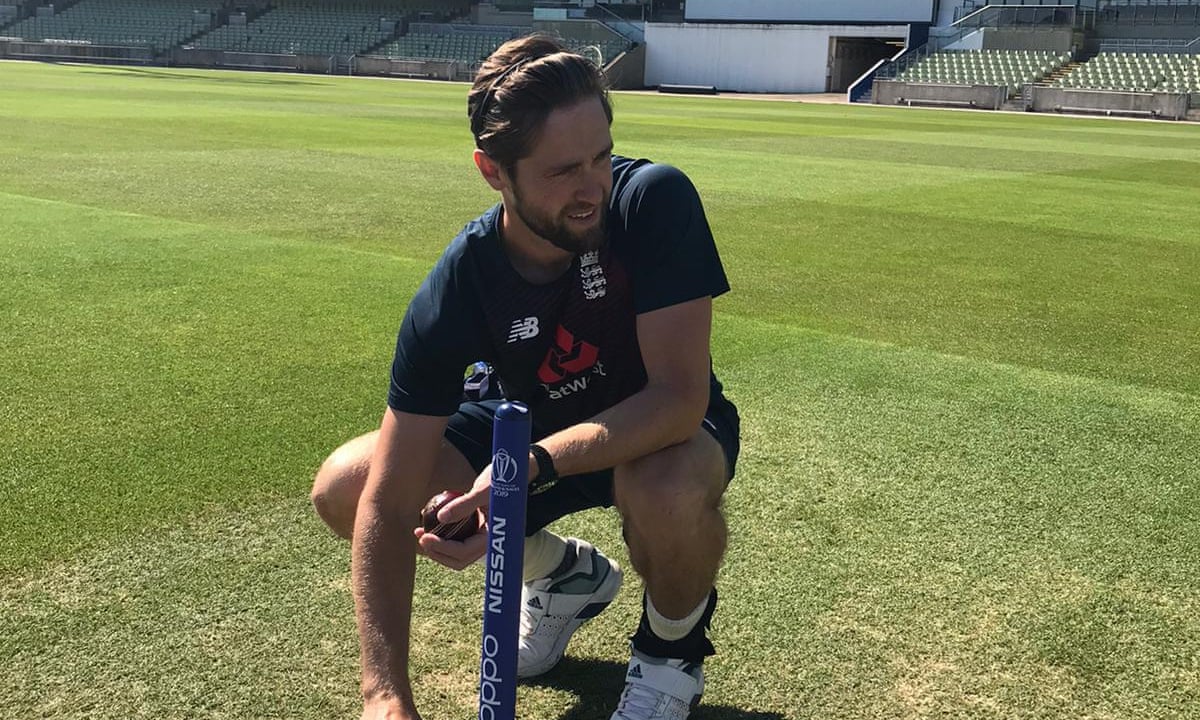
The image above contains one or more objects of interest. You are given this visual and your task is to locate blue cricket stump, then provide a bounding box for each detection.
[478,401,531,720]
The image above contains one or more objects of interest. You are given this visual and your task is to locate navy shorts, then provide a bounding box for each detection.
[443,394,740,535]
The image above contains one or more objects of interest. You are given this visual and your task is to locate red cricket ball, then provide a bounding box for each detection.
[420,490,483,541]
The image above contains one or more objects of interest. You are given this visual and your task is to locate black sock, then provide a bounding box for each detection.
[630,588,717,664]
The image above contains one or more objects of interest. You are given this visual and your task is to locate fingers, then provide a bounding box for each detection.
[413,525,487,571]
[437,467,492,524]
[438,488,488,525]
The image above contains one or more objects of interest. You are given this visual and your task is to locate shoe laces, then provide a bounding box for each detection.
[616,680,668,719]
[614,655,700,720]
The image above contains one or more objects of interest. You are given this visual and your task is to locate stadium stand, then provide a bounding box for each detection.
[189,1,403,57]
[3,0,223,51]
[1055,51,1200,94]
[376,28,514,63]
[374,24,626,66]
[0,5,19,30]
[895,50,1070,90]
[4,0,1185,120]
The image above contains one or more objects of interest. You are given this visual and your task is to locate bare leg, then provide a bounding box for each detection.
[311,431,477,539]
[613,429,728,619]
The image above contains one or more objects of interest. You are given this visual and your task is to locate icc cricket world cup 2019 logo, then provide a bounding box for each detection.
[491,448,520,497]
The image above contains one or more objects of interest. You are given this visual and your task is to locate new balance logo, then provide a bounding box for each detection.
[628,663,643,680]
[526,596,544,610]
[507,316,539,343]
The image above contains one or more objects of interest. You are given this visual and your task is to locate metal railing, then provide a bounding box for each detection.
[955,0,1098,24]
[952,4,1077,30]
[1095,1,1200,25]
[1098,36,1200,53]
[592,2,643,44]
[929,5,1078,56]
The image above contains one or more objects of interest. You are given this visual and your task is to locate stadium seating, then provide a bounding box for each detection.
[191,1,401,56]
[4,0,223,51]
[1054,52,1200,94]
[896,50,1070,89]
[376,30,514,63]
[374,29,626,66]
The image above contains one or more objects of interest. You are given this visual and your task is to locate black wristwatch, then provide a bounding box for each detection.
[528,443,559,493]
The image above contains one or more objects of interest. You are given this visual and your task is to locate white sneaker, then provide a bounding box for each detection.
[611,649,704,720]
[516,539,623,678]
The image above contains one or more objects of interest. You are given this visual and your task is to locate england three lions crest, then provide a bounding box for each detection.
[579,251,607,301]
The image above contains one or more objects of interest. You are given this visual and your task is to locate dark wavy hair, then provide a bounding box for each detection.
[467,34,612,174]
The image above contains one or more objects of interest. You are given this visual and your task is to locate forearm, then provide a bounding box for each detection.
[350,409,449,710]
[535,379,706,478]
[352,498,418,706]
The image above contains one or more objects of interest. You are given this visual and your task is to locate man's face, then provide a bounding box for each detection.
[506,97,614,254]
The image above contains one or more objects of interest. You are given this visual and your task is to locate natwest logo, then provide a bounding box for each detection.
[537,325,599,384]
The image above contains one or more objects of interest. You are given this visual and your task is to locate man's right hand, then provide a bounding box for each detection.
[413,461,494,570]
[414,520,489,570]
[361,697,422,720]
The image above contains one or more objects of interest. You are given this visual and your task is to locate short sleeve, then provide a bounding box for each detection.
[387,252,487,416]
[617,163,730,314]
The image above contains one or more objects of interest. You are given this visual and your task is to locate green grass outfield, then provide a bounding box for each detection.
[2,60,1198,719]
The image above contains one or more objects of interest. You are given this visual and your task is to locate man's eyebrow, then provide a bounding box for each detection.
[549,143,615,174]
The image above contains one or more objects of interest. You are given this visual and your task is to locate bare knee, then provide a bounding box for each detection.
[614,432,729,608]
[311,431,377,539]
[615,433,726,531]
[618,472,721,533]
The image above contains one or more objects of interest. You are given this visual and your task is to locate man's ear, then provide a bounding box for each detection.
[473,150,508,192]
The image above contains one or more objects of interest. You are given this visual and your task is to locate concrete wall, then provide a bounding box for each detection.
[936,1,958,27]
[169,48,333,73]
[644,22,908,93]
[1,39,153,63]
[982,27,1074,52]
[473,4,532,27]
[1031,87,1191,120]
[945,29,985,51]
[355,56,456,80]
[874,80,1008,109]
[1094,22,1200,41]
[685,0,934,23]
[603,42,645,89]
[533,19,621,43]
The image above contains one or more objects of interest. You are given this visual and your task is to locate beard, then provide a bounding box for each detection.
[510,184,609,254]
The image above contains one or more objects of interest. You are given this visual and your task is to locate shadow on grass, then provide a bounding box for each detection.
[524,657,784,720]
[71,65,325,86]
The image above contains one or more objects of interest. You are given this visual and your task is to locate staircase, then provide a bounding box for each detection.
[1040,60,1079,87]
[176,12,223,52]
[360,23,403,58]
[1038,49,1096,88]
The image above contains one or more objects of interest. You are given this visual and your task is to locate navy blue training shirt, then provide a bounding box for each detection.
[387,156,730,434]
